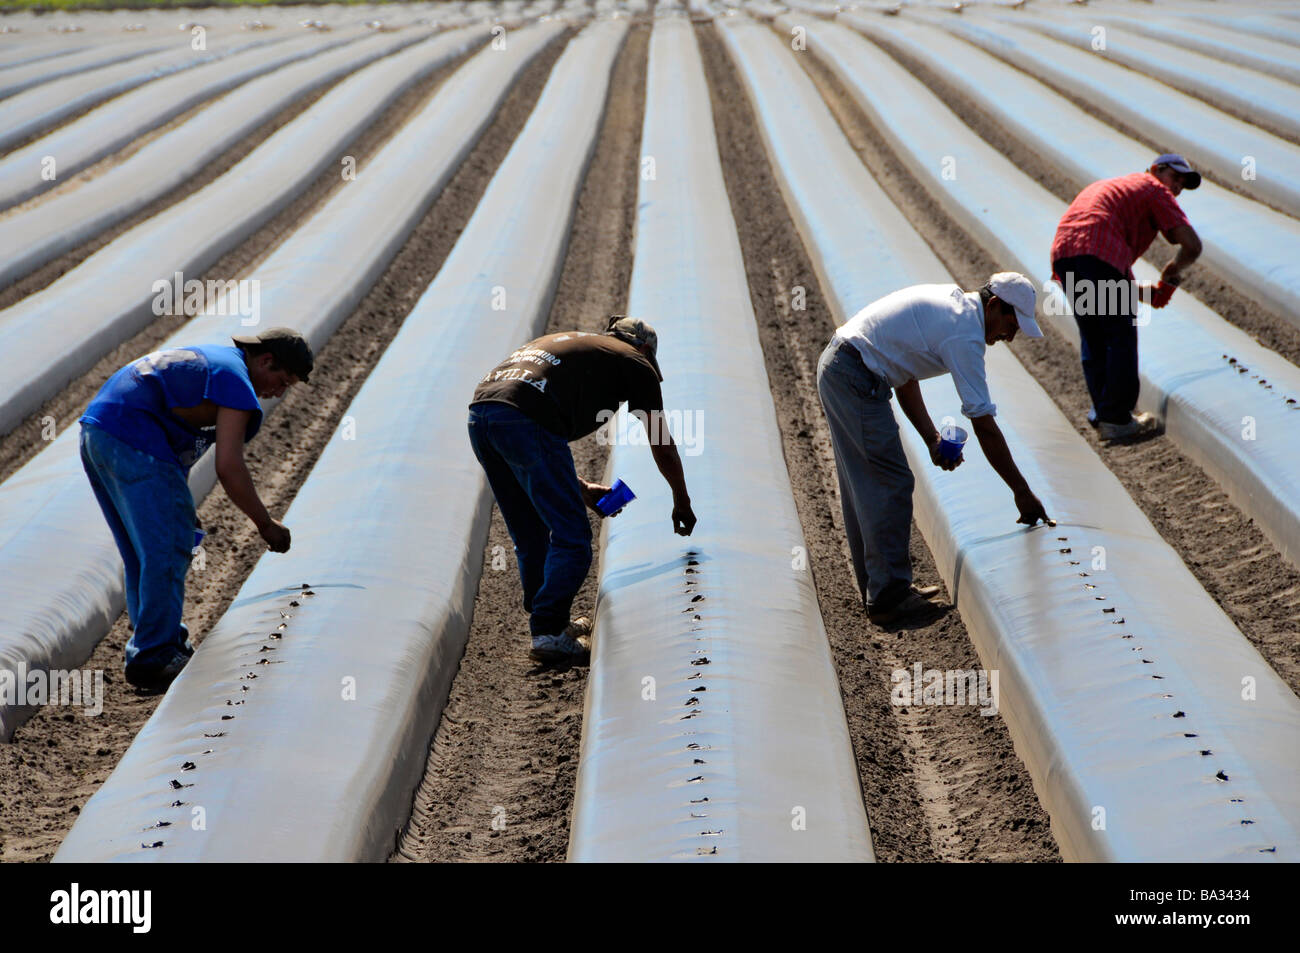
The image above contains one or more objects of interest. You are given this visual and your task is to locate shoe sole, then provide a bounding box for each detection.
[529,648,590,664]
[868,599,947,627]
[124,673,180,694]
[1100,427,1159,443]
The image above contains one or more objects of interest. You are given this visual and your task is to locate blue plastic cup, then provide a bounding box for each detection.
[937,424,967,463]
[193,528,206,552]
[596,479,636,517]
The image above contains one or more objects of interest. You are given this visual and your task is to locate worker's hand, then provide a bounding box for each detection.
[672,501,697,536]
[1150,280,1177,309]
[580,481,613,515]
[928,436,962,471]
[259,518,291,553]
[1014,490,1051,527]
[1159,262,1183,287]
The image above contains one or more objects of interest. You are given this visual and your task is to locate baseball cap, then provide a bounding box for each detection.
[231,327,314,382]
[605,315,663,381]
[1151,153,1201,190]
[988,272,1043,338]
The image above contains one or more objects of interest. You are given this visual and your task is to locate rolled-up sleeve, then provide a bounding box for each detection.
[939,337,996,419]
[1151,186,1191,239]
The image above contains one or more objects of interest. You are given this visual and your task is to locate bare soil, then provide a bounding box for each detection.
[0,30,569,863]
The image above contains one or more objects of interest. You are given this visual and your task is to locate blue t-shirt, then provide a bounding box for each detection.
[81,345,263,471]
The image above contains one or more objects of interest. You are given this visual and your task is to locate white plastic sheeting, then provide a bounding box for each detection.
[0,28,470,439]
[916,12,1300,220]
[55,17,619,863]
[567,15,873,864]
[0,30,367,210]
[744,14,1300,860]
[0,35,170,98]
[0,39,92,70]
[0,34,285,151]
[1095,10,1300,86]
[0,20,565,743]
[1179,11,1300,48]
[0,25,488,290]
[829,14,1300,571]
[994,11,1300,143]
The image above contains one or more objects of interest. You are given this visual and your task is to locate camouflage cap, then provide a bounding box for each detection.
[605,315,662,381]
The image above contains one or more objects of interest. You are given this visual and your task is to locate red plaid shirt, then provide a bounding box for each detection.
[1051,171,1191,279]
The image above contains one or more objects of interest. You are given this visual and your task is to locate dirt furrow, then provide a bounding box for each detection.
[699,23,1059,863]
[392,22,648,865]
[0,34,485,485]
[813,24,1300,697]
[0,30,571,863]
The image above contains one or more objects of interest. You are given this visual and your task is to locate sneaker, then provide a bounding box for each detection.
[123,648,190,693]
[565,616,592,641]
[867,590,946,627]
[1097,413,1159,441]
[910,583,942,600]
[529,632,590,664]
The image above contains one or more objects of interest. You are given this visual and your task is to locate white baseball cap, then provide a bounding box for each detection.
[988,272,1042,338]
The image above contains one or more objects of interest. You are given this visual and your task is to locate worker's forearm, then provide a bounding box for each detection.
[1172,242,1200,271]
[1164,229,1202,281]
[217,460,272,529]
[895,380,939,444]
[974,422,1031,496]
[652,444,691,504]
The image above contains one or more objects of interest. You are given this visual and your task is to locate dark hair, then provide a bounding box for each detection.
[235,341,282,371]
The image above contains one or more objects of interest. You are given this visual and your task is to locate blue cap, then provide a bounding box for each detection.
[1152,153,1201,190]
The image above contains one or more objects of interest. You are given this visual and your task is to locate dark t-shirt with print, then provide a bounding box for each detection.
[471,331,664,441]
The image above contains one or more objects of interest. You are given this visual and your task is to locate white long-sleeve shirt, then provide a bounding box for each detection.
[834,283,996,420]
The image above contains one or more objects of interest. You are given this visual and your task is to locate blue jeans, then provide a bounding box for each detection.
[816,339,915,610]
[80,423,195,668]
[467,402,592,637]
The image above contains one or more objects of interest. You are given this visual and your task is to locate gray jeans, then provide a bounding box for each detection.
[816,338,914,608]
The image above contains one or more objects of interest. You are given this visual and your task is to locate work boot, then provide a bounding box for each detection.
[868,591,947,627]
[123,647,190,694]
[530,617,592,664]
[1098,412,1160,441]
[529,632,590,664]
